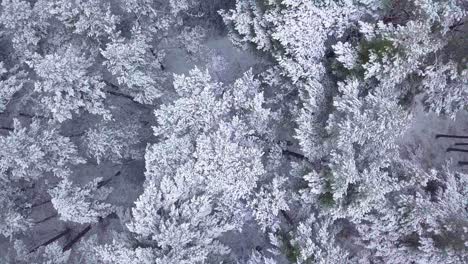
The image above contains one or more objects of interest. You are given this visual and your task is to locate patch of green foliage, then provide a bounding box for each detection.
[330,58,366,80]
[318,167,336,207]
[319,192,335,207]
[256,0,282,12]
[381,0,395,11]
[280,232,301,263]
[456,59,467,75]
[331,38,396,80]
[358,38,395,64]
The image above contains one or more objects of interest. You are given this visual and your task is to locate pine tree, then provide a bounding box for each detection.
[96,67,279,262]
[46,0,119,38]
[0,119,83,182]
[28,45,110,122]
[357,166,468,263]
[248,177,290,232]
[50,177,114,224]
[0,192,31,238]
[126,181,232,263]
[101,26,164,104]
[10,241,71,264]
[0,62,26,113]
[0,119,83,237]
[84,120,141,164]
[0,0,48,55]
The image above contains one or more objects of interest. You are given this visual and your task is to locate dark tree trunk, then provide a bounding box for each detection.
[60,131,85,138]
[62,225,92,252]
[29,228,70,253]
[102,80,119,90]
[34,213,58,224]
[282,149,308,161]
[449,20,465,31]
[454,143,468,146]
[97,171,121,189]
[458,161,468,166]
[0,111,46,119]
[436,134,468,139]
[97,178,113,189]
[105,89,135,100]
[31,199,52,208]
[280,210,293,225]
[447,147,468,153]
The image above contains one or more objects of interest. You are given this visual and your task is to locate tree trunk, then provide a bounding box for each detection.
[62,225,92,252]
[34,213,58,224]
[105,89,135,100]
[31,199,51,208]
[0,111,46,119]
[446,147,468,153]
[436,134,468,139]
[449,20,465,31]
[60,131,85,138]
[29,228,70,253]
[282,149,308,161]
[280,210,294,225]
[97,178,112,189]
[458,161,468,166]
[454,143,468,146]
[97,171,121,189]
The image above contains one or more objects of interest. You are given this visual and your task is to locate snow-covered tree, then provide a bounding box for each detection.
[0,119,83,182]
[292,216,351,264]
[357,165,468,263]
[126,180,232,263]
[0,0,49,56]
[221,0,366,82]
[94,67,280,262]
[247,250,277,264]
[325,79,410,218]
[119,0,197,38]
[50,177,114,224]
[421,61,468,118]
[194,118,265,205]
[84,120,141,164]
[0,0,466,262]
[94,239,155,264]
[248,176,290,232]
[154,67,226,137]
[0,119,83,238]
[222,1,467,262]
[0,62,26,113]
[45,0,119,38]
[152,68,275,227]
[101,35,164,103]
[0,191,31,238]
[9,240,71,264]
[28,45,109,122]
[101,26,165,104]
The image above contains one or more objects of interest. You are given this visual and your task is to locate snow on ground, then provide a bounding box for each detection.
[400,104,468,171]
